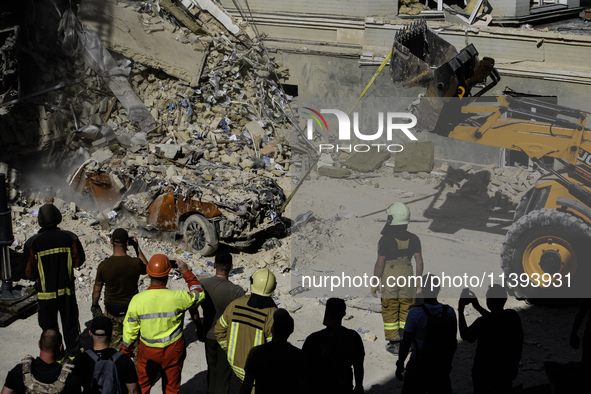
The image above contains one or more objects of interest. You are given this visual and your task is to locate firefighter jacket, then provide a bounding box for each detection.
[214,295,276,380]
[121,270,205,353]
[24,227,86,301]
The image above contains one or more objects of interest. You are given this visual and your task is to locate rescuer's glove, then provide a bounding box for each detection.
[371,286,380,298]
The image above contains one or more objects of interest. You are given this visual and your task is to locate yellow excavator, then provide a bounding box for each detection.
[390,21,591,298]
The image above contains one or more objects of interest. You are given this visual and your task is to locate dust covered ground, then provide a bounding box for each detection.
[0,168,585,393]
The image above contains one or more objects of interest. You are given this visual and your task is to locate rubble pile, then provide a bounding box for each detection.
[1,1,300,288]
[399,0,430,16]
[2,0,298,177]
[8,192,292,300]
[0,27,18,99]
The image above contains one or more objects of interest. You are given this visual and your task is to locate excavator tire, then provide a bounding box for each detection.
[501,208,591,299]
[183,214,219,256]
[513,188,534,221]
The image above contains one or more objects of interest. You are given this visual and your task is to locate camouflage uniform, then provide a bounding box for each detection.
[21,355,74,393]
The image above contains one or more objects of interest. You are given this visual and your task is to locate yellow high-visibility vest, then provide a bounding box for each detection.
[123,287,205,348]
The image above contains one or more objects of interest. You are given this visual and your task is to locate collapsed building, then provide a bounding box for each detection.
[0,0,315,258]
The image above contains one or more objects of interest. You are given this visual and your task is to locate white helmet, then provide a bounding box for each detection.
[386,202,410,225]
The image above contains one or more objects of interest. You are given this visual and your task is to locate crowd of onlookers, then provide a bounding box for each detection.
[2,203,590,394]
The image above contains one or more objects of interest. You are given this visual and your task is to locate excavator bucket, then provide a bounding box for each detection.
[390,20,500,132]
[390,20,459,89]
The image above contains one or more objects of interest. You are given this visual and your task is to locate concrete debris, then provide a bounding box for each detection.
[338,206,357,219]
[291,217,342,250]
[344,149,391,172]
[1,0,297,174]
[78,0,208,86]
[61,9,157,133]
[318,166,351,178]
[393,141,434,173]
[399,0,430,16]
[182,0,254,45]
[363,333,378,342]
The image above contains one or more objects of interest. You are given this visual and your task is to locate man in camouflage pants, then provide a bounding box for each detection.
[91,228,148,350]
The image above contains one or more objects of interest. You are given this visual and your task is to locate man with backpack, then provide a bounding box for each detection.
[73,316,138,394]
[396,274,457,394]
[1,329,81,393]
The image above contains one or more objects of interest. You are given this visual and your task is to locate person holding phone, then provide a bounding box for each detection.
[91,228,148,350]
[122,255,205,394]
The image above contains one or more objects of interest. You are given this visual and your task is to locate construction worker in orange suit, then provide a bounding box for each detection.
[121,254,205,394]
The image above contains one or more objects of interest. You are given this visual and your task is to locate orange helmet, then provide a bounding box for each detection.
[147,254,171,277]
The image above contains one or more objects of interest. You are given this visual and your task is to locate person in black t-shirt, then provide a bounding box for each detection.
[372,202,424,354]
[459,285,523,393]
[303,298,365,394]
[73,316,138,394]
[2,329,81,394]
[240,309,307,394]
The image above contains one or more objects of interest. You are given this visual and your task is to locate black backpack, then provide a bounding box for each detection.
[415,304,457,371]
[86,349,122,394]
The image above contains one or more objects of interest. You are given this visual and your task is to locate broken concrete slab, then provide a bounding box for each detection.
[245,121,267,139]
[159,0,205,35]
[155,144,182,160]
[316,153,334,168]
[344,149,391,172]
[394,141,434,173]
[91,148,114,164]
[318,166,351,178]
[78,0,207,87]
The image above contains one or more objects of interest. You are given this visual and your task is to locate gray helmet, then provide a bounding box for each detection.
[38,204,62,228]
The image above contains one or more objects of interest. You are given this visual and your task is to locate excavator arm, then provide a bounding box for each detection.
[441,96,588,168]
[390,21,591,178]
[390,21,591,298]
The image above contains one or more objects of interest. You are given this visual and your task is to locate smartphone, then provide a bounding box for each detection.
[169,259,178,269]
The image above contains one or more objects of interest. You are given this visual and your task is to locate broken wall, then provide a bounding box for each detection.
[220,0,399,18]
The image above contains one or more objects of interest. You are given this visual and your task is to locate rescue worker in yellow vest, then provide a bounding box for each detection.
[214,268,277,381]
[371,202,423,354]
[121,254,205,394]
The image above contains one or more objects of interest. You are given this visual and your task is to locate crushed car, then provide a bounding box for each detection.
[69,149,286,256]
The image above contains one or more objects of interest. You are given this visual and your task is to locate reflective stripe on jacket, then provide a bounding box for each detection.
[122,270,205,349]
[214,295,276,380]
[24,227,85,301]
